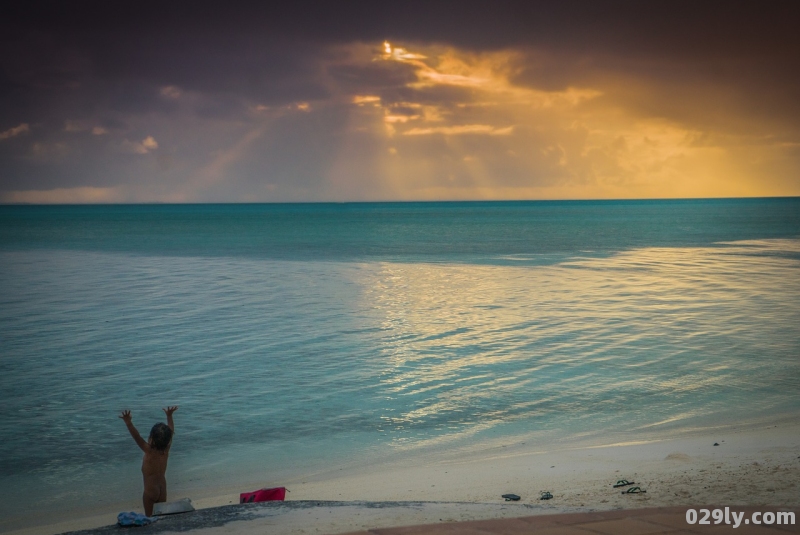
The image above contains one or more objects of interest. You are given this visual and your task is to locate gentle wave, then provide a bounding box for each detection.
[1,238,799,520]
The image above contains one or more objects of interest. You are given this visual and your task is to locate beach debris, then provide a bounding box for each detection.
[713,442,720,446]
[153,498,195,516]
[613,479,635,488]
[622,486,646,494]
[240,486,287,503]
[502,493,521,501]
[540,491,553,500]
[118,512,157,526]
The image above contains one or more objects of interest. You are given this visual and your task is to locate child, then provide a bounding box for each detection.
[119,406,178,516]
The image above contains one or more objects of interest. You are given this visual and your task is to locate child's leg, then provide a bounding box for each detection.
[143,476,167,516]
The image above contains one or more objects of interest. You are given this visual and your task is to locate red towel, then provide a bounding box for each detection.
[240,487,286,503]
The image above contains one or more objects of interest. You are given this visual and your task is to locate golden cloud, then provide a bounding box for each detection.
[320,41,797,200]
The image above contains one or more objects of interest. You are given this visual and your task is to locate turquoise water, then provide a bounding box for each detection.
[1,199,799,527]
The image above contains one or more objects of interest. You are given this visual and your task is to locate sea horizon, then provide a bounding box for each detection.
[3,195,800,205]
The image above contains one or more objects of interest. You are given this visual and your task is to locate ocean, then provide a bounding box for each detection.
[1,199,799,528]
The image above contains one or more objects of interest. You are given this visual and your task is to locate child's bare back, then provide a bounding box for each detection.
[120,407,178,516]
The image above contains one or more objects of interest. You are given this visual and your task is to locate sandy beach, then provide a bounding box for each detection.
[5,419,798,535]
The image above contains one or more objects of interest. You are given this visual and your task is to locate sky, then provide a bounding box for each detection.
[1,1,799,203]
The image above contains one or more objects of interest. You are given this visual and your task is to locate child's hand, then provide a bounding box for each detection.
[120,410,146,450]
[163,406,178,416]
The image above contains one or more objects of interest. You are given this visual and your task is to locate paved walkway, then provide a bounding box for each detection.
[339,506,798,535]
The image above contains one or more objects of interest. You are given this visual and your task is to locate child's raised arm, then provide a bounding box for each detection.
[163,406,178,432]
[119,410,148,452]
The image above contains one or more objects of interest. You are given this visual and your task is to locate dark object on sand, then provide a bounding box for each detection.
[713,442,720,446]
[622,486,646,494]
[502,493,521,501]
[240,486,287,503]
[613,479,635,488]
[540,491,553,500]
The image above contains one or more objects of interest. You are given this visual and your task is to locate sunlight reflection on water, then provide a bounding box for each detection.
[364,240,800,451]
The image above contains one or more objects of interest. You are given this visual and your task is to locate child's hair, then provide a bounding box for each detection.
[148,423,173,451]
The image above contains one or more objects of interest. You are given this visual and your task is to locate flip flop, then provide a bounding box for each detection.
[613,479,635,488]
[622,486,646,494]
[540,491,553,500]
[502,493,521,501]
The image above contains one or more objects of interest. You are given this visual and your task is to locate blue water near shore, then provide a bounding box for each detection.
[1,199,800,526]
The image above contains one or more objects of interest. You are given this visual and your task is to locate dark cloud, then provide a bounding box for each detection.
[328,62,418,94]
[5,1,798,110]
[7,1,797,55]
[1,0,798,201]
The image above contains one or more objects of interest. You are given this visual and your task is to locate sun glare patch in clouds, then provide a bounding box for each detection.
[338,41,774,200]
[120,136,158,155]
[1,2,798,203]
